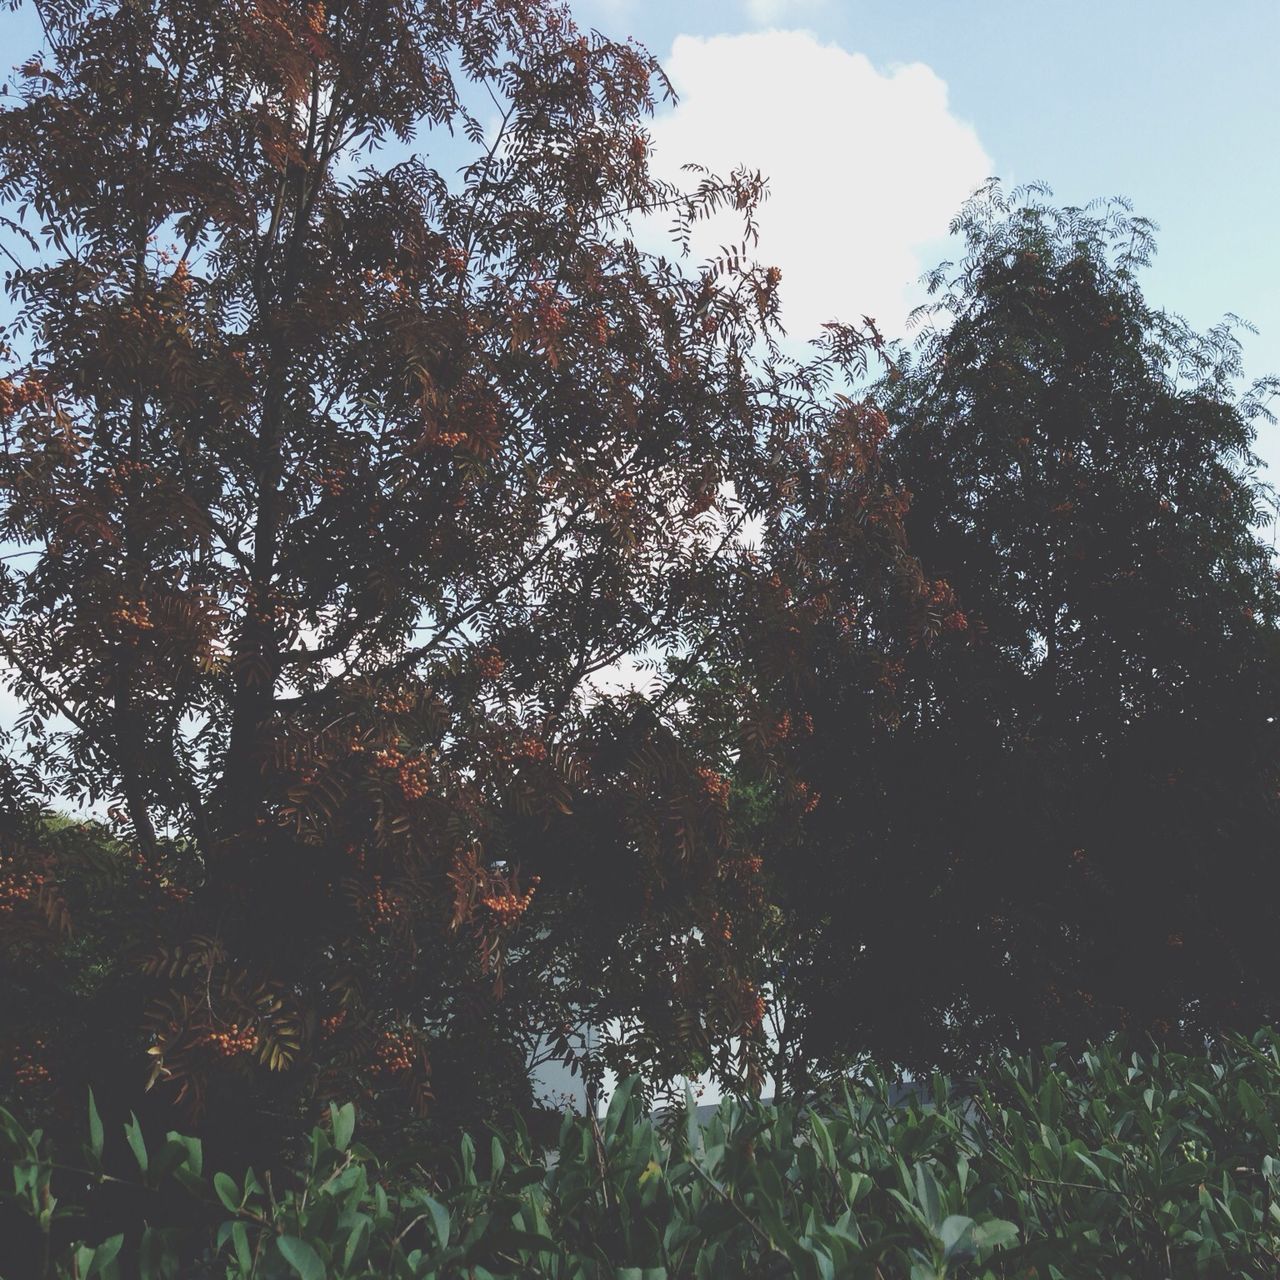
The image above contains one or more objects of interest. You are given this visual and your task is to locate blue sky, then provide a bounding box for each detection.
[5,0,1276,443]
[581,0,1279,476]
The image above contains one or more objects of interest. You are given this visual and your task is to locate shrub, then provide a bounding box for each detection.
[5,1030,1280,1277]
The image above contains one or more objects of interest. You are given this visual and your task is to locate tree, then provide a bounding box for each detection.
[761,184,1280,1082]
[0,0,908,1152]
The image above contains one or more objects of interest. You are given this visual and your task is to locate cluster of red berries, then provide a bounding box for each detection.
[475,648,505,680]
[371,746,431,801]
[481,881,539,928]
[372,1030,415,1076]
[0,866,46,914]
[320,1010,347,1038]
[376,690,417,715]
[319,467,347,496]
[368,875,402,922]
[14,1040,50,1087]
[876,657,905,691]
[0,374,45,416]
[111,599,155,631]
[697,767,730,807]
[791,780,821,815]
[431,430,469,448]
[529,280,569,345]
[207,1023,259,1057]
[709,910,733,943]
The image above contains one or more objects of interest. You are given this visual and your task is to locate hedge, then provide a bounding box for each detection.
[5,1030,1280,1278]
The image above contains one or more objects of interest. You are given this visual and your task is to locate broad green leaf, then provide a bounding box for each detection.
[330,1101,355,1153]
[423,1194,450,1248]
[278,1235,325,1280]
[214,1171,241,1212]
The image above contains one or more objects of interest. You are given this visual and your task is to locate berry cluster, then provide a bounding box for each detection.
[791,780,821,815]
[368,874,402,923]
[0,866,46,914]
[475,648,505,680]
[0,374,45,415]
[697,767,730,807]
[14,1040,51,1087]
[371,746,431,801]
[373,1029,415,1076]
[207,1023,259,1057]
[481,881,539,928]
[320,1009,347,1038]
[431,430,469,448]
[111,599,155,631]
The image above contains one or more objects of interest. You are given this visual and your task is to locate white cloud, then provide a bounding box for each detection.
[744,0,830,27]
[646,31,991,343]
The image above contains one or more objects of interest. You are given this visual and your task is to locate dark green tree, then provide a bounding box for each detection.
[761,184,1280,1083]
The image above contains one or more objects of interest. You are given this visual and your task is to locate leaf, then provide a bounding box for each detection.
[915,1163,942,1230]
[125,1112,148,1175]
[973,1218,1020,1250]
[231,1222,253,1274]
[330,1101,355,1153]
[423,1194,450,1248]
[277,1236,325,1280]
[214,1171,241,1213]
[89,1234,124,1276]
[87,1089,103,1164]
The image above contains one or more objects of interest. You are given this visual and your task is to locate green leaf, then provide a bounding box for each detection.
[278,1235,325,1280]
[88,1234,124,1277]
[214,1171,241,1213]
[423,1194,450,1248]
[940,1214,975,1261]
[330,1101,355,1153]
[915,1163,942,1230]
[87,1089,103,1163]
[231,1222,253,1275]
[973,1219,1020,1250]
[124,1112,148,1175]
[604,1075,640,1143]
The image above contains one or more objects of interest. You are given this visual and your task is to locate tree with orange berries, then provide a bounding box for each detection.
[0,0,914,1155]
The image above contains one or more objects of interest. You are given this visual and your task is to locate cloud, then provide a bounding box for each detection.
[646,31,991,343]
[744,0,830,27]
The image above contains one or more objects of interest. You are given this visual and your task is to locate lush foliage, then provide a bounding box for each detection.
[0,0,922,1148]
[7,1031,1280,1278]
[746,184,1280,1086]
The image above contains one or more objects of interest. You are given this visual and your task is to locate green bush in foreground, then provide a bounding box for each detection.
[5,1031,1280,1279]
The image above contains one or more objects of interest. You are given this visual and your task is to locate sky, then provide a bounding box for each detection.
[578,0,1280,477]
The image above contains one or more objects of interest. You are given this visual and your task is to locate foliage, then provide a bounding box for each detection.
[8,1031,1280,1277]
[0,0,917,1147]
[751,183,1280,1084]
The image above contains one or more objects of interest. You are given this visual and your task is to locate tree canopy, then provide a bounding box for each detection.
[757,184,1280,1086]
[0,0,920,1152]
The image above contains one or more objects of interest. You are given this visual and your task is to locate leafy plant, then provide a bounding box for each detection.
[5,1031,1280,1278]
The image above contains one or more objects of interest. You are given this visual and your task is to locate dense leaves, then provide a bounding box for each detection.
[7,1031,1280,1278]
[760,183,1280,1083]
[0,0,915,1150]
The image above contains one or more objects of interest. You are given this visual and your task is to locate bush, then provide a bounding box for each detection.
[4,1030,1280,1278]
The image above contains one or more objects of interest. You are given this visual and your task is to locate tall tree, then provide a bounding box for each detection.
[760,184,1280,1083]
[0,0,904,1149]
